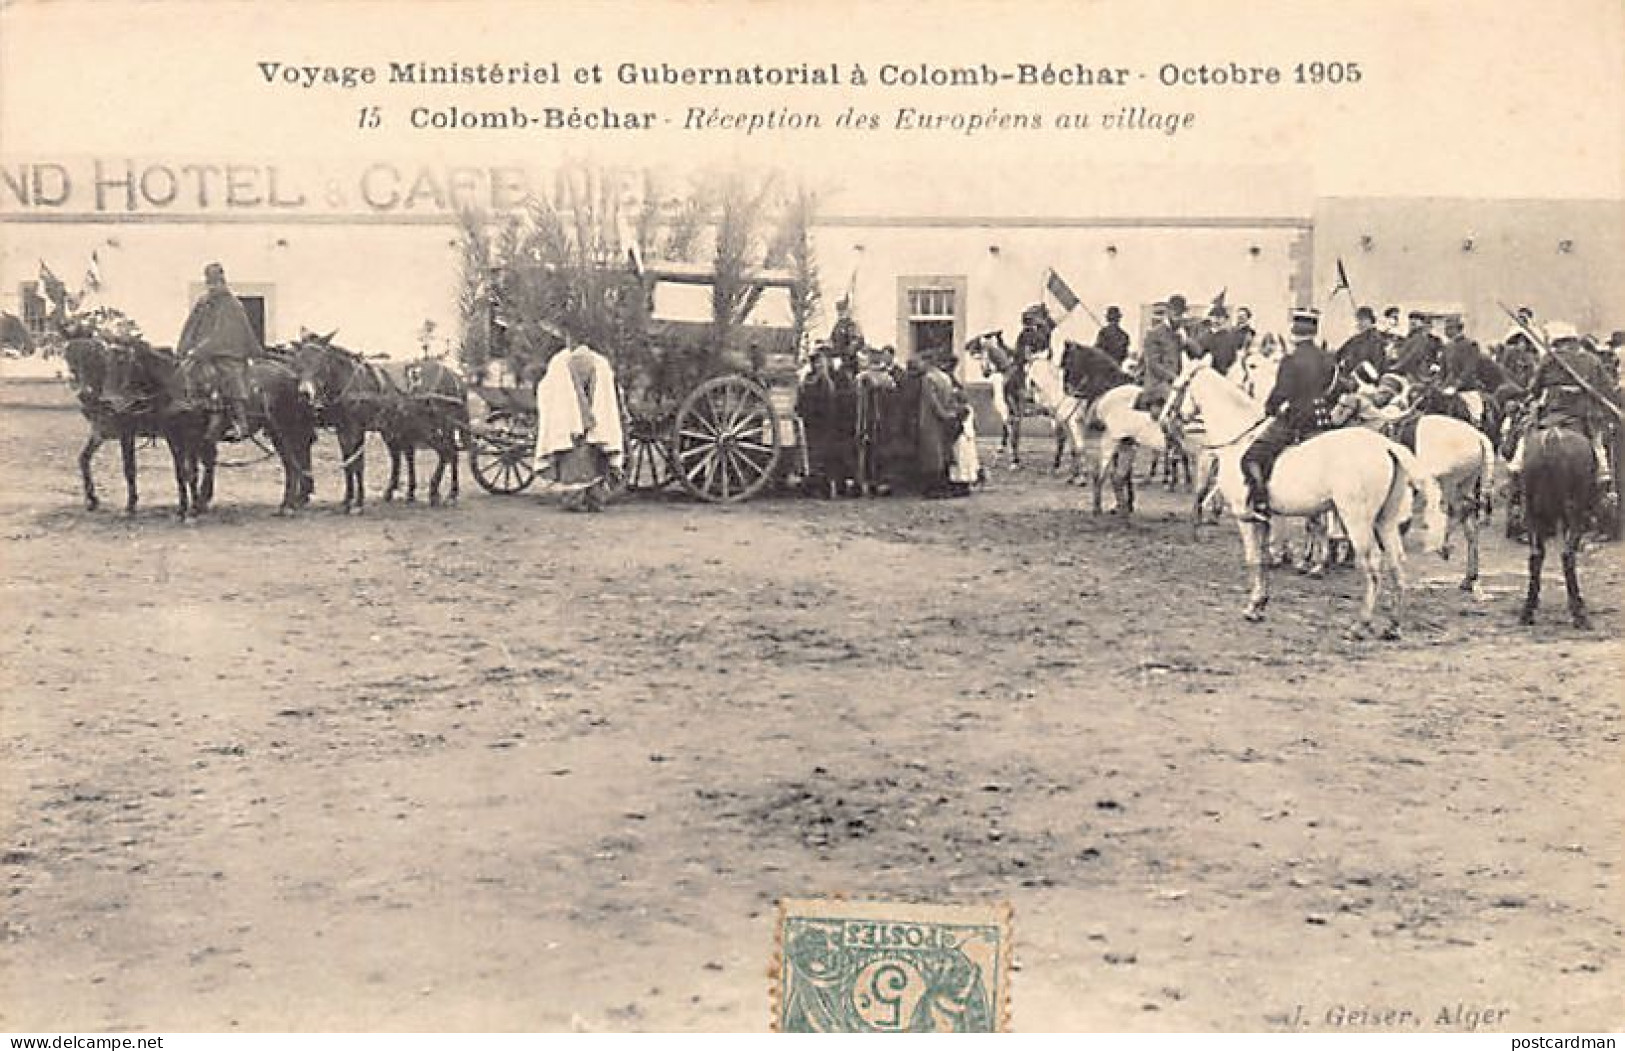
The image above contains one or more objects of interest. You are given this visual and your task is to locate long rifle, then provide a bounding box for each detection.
[1497,303,1623,423]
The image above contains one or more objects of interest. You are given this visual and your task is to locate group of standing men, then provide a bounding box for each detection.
[797,299,977,499]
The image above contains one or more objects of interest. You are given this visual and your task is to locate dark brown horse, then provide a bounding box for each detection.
[1518,425,1604,629]
[63,337,193,516]
[111,342,318,516]
[290,333,468,511]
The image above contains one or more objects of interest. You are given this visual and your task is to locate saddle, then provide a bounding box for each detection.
[1132,386,1167,414]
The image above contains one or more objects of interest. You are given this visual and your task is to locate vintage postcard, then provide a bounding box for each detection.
[0,0,1620,1035]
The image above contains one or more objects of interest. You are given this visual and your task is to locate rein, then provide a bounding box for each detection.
[1165,365,1270,450]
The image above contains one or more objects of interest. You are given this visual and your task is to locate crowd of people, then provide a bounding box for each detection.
[1053,291,1622,523]
[796,298,979,500]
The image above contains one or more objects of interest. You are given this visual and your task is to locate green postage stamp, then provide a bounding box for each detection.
[773,899,1013,1032]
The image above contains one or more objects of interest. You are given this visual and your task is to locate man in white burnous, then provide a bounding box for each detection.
[532,321,624,512]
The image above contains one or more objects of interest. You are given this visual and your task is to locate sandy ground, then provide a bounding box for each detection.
[1,374,1621,1032]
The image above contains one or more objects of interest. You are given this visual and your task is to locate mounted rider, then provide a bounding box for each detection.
[1200,302,1242,378]
[1335,306,1388,380]
[177,262,260,439]
[1136,302,1183,411]
[1389,310,1443,383]
[1239,307,1336,522]
[1506,321,1618,499]
[1435,315,1496,431]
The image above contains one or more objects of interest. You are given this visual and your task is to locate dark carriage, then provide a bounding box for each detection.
[467,261,807,504]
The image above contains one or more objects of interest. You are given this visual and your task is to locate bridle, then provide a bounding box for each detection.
[296,340,372,413]
[1162,362,1268,450]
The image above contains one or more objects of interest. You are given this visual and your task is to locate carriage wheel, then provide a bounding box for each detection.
[468,417,536,495]
[622,413,677,493]
[673,376,782,504]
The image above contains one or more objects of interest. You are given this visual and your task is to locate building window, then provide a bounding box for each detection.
[897,276,967,374]
[907,287,956,321]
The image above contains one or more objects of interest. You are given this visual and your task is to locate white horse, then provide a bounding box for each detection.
[1161,356,1446,636]
[1026,353,1167,515]
[1333,390,1499,596]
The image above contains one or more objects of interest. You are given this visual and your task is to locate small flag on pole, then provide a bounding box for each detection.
[83,250,102,293]
[1330,257,1353,300]
[36,260,64,309]
[1043,268,1081,316]
[839,266,858,314]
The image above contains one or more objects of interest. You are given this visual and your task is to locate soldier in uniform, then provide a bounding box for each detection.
[1389,310,1443,382]
[1507,322,1618,495]
[177,262,260,439]
[1437,316,1490,424]
[1239,308,1336,522]
[1095,305,1130,366]
[1335,306,1388,380]
[1015,304,1054,365]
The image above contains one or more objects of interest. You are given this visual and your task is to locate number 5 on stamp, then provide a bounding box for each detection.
[772,899,1013,1032]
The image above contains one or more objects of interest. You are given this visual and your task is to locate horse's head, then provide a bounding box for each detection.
[62,338,109,401]
[290,328,346,406]
[964,332,1001,378]
[1159,353,1211,431]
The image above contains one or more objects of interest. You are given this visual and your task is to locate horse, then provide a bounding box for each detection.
[1518,426,1602,629]
[116,341,317,516]
[290,332,467,511]
[168,345,317,515]
[964,332,1020,466]
[1161,356,1446,637]
[100,342,221,519]
[1025,351,1166,515]
[63,337,201,517]
[1333,390,1500,595]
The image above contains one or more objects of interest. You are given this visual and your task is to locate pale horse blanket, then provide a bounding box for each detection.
[532,345,625,486]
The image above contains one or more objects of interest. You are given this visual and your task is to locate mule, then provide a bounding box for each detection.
[1161,356,1446,636]
[1026,353,1166,515]
[291,333,467,511]
[1518,426,1601,629]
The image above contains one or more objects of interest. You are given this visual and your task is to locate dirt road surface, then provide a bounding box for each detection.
[2,373,1620,1031]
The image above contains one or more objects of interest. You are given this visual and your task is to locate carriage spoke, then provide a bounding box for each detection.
[679,427,717,444]
[725,408,766,438]
[733,446,771,482]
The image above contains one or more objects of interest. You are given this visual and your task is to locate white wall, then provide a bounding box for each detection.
[810,222,1305,364]
[3,220,464,357]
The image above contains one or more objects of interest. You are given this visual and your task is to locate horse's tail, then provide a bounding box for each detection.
[1474,427,1497,522]
[1385,440,1447,555]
